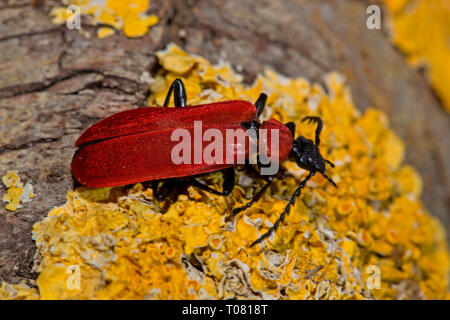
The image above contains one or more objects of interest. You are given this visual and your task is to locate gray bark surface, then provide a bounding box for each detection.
[0,0,448,286]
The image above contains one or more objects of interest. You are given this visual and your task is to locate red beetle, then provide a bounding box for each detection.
[72,79,336,246]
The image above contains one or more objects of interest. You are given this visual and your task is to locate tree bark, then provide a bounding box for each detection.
[0,0,448,286]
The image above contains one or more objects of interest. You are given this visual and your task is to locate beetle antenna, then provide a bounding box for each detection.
[325,159,335,168]
[250,171,315,247]
[320,172,337,188]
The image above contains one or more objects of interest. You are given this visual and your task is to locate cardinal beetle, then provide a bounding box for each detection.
[72,79,336,246]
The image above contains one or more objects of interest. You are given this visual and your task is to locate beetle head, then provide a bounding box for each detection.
[290,136,324,171]
[290,136,336,187]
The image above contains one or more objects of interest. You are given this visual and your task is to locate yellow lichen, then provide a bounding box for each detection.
[0,282,40,300]
[50,0,159,38]
[97,27,116,39]
[2,170,35,212]
[2,44,448,300]
[384,0,450,112]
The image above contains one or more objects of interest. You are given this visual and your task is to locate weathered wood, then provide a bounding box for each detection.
[0,0,448,285]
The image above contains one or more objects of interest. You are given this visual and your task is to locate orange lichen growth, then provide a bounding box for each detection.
[2,170,35,212]
[384,0,450,112]
[1,45,448,300]
[50,0,159,38]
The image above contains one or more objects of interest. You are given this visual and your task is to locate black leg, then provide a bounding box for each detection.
[255,93,267,117]
[240,93,265,139]
[232,175,274,216]
[151,181,159,197]
[250,171,315,247]
[221,167,236,195]
[163,78,187,107]
[285,122,296,137]
[154,178,178,201]
[190,167,235,196]
[302,116,323,146]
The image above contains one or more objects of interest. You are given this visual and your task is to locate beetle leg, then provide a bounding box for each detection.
[163,78,187,107]
[151,180,159,197]
[285,121,296,138]
[232,156,277,216]
[302,116,323,146]
[250,171,315,247]
[232,175,274,216]
[154,178,178,201]
[190,179,224,195]
[190,167,235,196]
[221,167,236,195]
[255,93,268,117]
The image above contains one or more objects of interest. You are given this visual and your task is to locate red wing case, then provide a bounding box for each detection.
[72,101,257,187]
[72,123,250,187]
[75,100,256,146]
